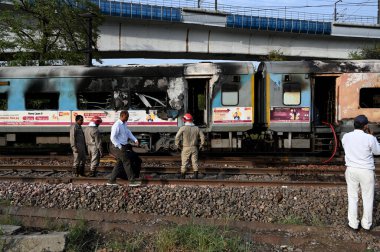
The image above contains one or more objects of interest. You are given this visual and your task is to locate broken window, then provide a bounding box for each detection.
[77,92,113,110]
[130,91,168,110]
[360,88,380,108]
[283,83,301,105]
[25,93,59,110]
[222,84,239,106]
[0,93,7,110]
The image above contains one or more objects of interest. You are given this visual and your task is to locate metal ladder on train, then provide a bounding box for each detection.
[312,93,337,153]
[312,125,335,152]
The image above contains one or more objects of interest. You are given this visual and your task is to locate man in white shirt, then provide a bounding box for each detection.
[108,110,139,185]
[342,114,380,231]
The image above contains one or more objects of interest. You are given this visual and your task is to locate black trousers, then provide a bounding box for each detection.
[109,144,134,182]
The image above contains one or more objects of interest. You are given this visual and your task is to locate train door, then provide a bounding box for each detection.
[187,79,208,126]
[313,75,338,125]
[312,75,338,152]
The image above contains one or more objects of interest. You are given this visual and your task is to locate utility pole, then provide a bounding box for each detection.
[334,0,342,22]
[378,0,380,24]
[79,12,96,67]
[215,0,217,11]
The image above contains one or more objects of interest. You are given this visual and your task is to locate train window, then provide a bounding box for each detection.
[283,83,301,105]
[130,91,168,110]
[222,84,239,106]
[360,88,380,108]
[0,93,7,110]
[25,93,59,110]
[77,92,113,110]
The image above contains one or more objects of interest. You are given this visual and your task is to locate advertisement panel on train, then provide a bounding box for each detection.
[0,111,71,126]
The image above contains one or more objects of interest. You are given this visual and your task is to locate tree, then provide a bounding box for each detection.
[260,49,286,61]
[349,45,380,60]
[0,0,103,66]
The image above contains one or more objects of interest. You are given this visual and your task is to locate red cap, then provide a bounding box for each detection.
[182,113,193,122]
[91,116,102,125]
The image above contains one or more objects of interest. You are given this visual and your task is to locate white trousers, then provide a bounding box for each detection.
[345,167,375,230]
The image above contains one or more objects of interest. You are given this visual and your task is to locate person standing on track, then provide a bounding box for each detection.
[342,114,380,231]
[108,110,140,186]
[70,115,86,177]
[85,116,103,177]
[175,113,205,179]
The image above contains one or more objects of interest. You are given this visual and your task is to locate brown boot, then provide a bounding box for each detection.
[181,172,186,179]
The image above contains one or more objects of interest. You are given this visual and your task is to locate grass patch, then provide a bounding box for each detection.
[105,234,145,252]
[0,199,11,207]
[0,214,22,226]
[66,220,101,252]
[277,215,304,225]
[154,223,252,252]
[310,214,325,227]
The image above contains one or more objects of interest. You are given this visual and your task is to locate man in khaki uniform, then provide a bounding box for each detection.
[175,113,205,179]
[85,116,103,177]
[70,115,86,177]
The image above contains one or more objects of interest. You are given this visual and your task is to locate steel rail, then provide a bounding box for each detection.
[0,164,353,176]
[0,176,347,188]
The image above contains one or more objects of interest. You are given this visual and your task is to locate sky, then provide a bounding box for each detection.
[96,0,378,65]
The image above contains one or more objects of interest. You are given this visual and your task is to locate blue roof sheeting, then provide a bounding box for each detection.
[92,0,181,22]
[90,0,331,35]
[226,14,331,35]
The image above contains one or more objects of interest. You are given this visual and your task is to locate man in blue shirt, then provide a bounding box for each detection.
[108,110,139,185]
[342,114,380,231]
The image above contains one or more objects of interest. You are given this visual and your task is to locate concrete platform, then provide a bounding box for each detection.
[0,225,67,252]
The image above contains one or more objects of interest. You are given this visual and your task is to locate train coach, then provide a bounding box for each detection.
[0,62,254,152]
[0,60,379,154]
[255,60,380,154]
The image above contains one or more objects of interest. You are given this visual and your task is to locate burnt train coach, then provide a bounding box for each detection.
[0,62,255,152]
[255,60,380,153]
[0,60,379,154]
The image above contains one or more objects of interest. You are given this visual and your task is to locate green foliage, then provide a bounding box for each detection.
[106,235,146,252]
[66,220,100,252]
[0,214,22,226]
[349,45,380,59]
[0,200,11,207]
[277,215,304,225]
[0,0,103,66]
[154,223,252,252]
[260,49,286,61]
[310,214,325,227]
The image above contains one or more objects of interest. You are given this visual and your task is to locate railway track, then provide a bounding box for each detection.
[0,175,347,188]
[0,164,352,176]
[1,155,379,187]
[0,154,346,166]
[0,163,377,188]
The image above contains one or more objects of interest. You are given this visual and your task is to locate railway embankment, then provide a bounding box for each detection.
[1,181,379,226]
[1,181,380,250]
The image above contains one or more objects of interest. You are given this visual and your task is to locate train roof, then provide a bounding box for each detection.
[258,60,380,74]
[0,62,254,78]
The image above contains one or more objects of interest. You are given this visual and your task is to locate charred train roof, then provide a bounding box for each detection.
[0,62,253,79]
[258,60,380,74]
[0,65,185,78]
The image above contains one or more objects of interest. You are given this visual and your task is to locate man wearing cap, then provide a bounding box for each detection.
[175,113,205,179]
[342,115,380,231]
[85,116,103,177]
[70,115,86,177]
